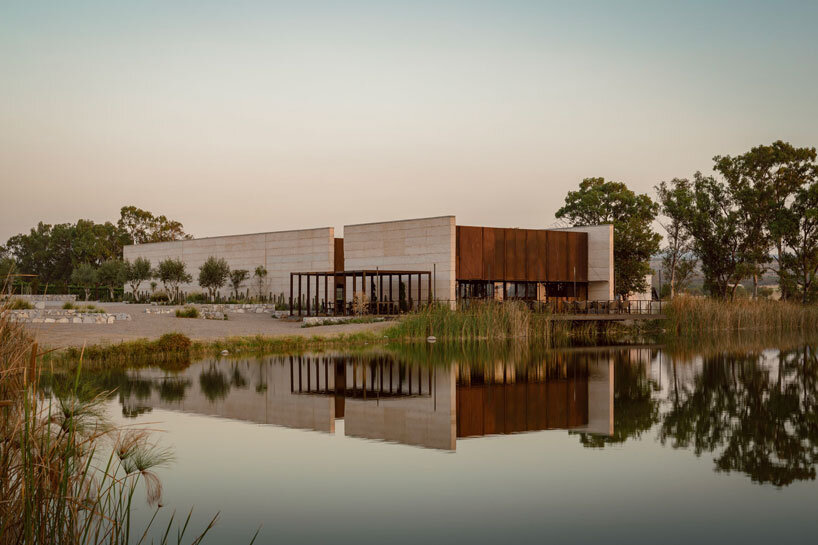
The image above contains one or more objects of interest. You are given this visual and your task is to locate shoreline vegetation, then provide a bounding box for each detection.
[36,297,818,369]
[0,298,242,543]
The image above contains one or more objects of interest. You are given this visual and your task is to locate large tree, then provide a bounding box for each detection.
[675,173,754,300]
[714,141,817,299]
[556,177,661,298]
[779,179,818,303]
[118,206,192,245]
[656,179,698,298]
[198,256,230,301]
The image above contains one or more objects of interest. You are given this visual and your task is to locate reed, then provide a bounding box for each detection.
[0,297,234,544]
[664,295,818,337]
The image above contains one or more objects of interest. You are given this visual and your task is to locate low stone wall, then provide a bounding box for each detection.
[301,316,386,327]
[5,309,132,324]
[6,294,78,302]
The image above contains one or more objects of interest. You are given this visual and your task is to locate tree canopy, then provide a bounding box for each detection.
[556,177,660,298]
[198,256,230,300]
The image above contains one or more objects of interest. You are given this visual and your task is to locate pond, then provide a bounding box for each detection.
[50,341,818,544]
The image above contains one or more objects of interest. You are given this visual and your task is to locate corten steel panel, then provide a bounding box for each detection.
[456,386,485,437]
[566,232,585,283]
[525,230,548,281]
[515,230,527,282]
[576,232,589,282]
[547,381,569,428]
[494,228,505,280]
[484,384,505,435]
[334,238,344,272]
[526,383,548,431]
[457,226,484,280]
[504,228,517,280]
[482,227,496,280]
[504,384,527,433]
[568,377,589,427]
[547,231,571,282]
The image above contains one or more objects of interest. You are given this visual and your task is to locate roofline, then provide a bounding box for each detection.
[123,226,335,249]
[343,215,455,228]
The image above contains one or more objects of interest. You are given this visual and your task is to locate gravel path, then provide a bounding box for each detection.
[23,303,390,349]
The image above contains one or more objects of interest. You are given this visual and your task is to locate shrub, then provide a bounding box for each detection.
[175,306,200,319]
[62,301,75,309]
[150,290,170,303]
[8,298,33,310]
[155,332,193,352]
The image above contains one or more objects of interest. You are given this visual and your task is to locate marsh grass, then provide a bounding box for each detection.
[6,298,33,310]
[0,294,238,544]
[63,302,106,313]
[665,296,818,337]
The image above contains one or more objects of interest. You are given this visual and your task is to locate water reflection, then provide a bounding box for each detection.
[50,342,818,487]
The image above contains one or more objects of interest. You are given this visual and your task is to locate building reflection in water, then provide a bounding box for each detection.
[119,352,614,451]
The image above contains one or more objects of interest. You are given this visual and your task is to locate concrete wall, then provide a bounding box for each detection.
[342,216,456,305]
[123,228,335,298]
[558,224,614,300]
[344,366,456,450]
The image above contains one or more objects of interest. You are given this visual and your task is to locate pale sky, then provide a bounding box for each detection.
[1,0,816,243]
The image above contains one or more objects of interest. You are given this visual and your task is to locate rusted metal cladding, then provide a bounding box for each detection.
[456,225,587,283]
[456,226,483,280]
[567,232,588,282]
[546,231,569,281]
[333,238,344,272]
[525,229,547,281]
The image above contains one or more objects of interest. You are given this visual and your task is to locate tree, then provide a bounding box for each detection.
[675,173,753,300]
[556,177,661,298]
[198,256,230,301]
[125,257,153,301]
[229,269,249,299]
[96,259,127,301]
[714,141,818,299]
[117,206,192,245]
[253,266,268,301]
[779,179,818,303]
[656,179,698,298]
[70,263,97,301]
[156,258,192,304]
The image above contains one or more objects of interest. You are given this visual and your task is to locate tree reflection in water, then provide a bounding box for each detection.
[573,354,661,448]
[198,364,231,402]
[660,346,818,487]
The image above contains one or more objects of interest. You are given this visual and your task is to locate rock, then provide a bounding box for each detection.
[58,318,69,324]
[82,317,94,324]
[32,318,44,323]
[73,317,82,324]
[44,318,55,323]
[256,308,264,313]
[107,316,115,324]
[221,349,229,356]
[236,308,245,313]
[34,302,45,309]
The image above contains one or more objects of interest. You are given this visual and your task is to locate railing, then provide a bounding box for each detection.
[533,299,665,315]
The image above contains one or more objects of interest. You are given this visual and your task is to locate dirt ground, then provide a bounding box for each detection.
[23,303,390,349]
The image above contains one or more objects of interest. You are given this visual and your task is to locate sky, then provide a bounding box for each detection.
[1,0,817,243]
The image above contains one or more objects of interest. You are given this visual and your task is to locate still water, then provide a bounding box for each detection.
[61,342,818,544]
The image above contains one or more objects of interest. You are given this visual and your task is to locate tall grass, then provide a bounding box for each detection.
[665,295,818,337]
[0,296,241,544]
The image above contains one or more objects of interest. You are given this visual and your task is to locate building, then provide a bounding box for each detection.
[123,215,613,311]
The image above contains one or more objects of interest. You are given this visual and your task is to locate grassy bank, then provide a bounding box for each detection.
[48,331,385,370]
[664,296,818,337]
[384,301,658,346]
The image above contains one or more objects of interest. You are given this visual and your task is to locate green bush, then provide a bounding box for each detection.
[62,301,75,309]
[175,306,199,319]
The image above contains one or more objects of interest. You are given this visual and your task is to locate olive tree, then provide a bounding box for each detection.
[253,266,268,301]
[125,257,152,301]
[70,263,97,301]
[156,258,192,304]
[198,256,230,301]
[229,269,249,300]
[96,259,127,301]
